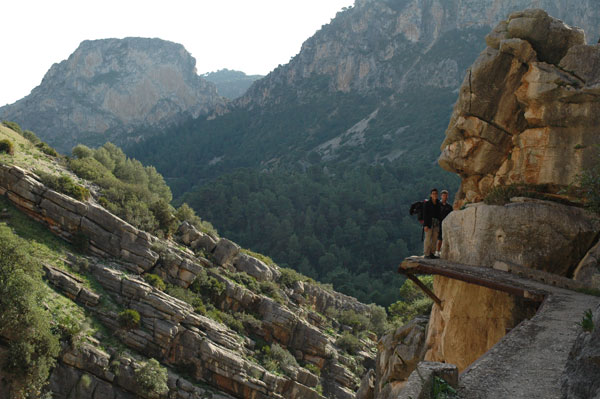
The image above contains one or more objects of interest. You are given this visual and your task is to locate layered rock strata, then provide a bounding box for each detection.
[0,163,375,399]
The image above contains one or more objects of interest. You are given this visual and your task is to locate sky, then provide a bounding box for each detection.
[0,0,354,106]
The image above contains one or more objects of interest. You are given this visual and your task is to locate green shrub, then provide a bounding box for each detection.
[261,343,298,376]
[144,274,166,291]
[135,359,169,396]
[176,203,218,237]
[150,199,178,237]
[190,269,225,298]
[336,331,362,355]
[165,285,206,314]
[279,267,306,288]
[118,309,140,330]
[68,157,110,181]
[2,120,22,134]
[230,271,260,292]
[369,303,389,336]
[22,130,41,145]
[337,309,371,333]
[36,142,59,157]
[236,311,262,331]
[242,248,274,266]
[578,309,595,332]
[304,363,321,376]
[79,374,93,389]
[67,142,181,237]
[0,139,14,155]
[37,171,90,201]
[71,144,94,159]
[388,276,434,327]
[431,376,458,399]
[0,225,60,398]
[259,280,286,303]
[220,312,245,334]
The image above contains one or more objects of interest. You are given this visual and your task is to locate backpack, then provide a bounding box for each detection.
[409,199,427,223]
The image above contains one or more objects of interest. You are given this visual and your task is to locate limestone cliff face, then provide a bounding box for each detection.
[0,38,226,152]
[422,9,600,376]
[439,9,600,206]
[238,0,599,108]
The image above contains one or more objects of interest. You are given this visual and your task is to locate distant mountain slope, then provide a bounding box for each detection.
[0,37,227,153]
[132,0,600,183]
[202,69,263,99]
[124,1,600,305]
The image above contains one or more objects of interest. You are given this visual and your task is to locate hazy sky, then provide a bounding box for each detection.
[0,0,354,106]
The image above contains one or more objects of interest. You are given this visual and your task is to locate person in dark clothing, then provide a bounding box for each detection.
[423,188,441,259]
[436,189,453,256]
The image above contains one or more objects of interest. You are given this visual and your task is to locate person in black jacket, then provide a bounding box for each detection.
[436,189,453,256]
[423,188,441,259]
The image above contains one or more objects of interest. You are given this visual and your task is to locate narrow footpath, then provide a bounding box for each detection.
[399,257,600,399]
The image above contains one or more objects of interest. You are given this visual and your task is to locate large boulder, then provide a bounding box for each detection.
[374,318,428,397]
[573,241,600,289]
[441,198,600,276]
[439,10,600,207]
[232,253,279,281]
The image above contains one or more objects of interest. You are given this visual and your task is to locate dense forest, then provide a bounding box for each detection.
[180,160,458,306]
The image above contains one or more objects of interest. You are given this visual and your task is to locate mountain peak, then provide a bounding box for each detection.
[0,37,227,152]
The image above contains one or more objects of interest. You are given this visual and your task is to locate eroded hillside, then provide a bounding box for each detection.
[0,124,383,399]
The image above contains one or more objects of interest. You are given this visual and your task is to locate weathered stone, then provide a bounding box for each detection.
[560,44,600,86]
[424,275,518,372]
[296,367,319,388]
[394,362,458,399]
[213,238,240,266]
[441,199,600,276]
[439,11,600,207]
[573,240,600,289]
[561,304,600,399]
[375,317,428,395]
[191,234,218,253]
[233,253,276,281]
[506,9,584,65]
[356,368,375,399]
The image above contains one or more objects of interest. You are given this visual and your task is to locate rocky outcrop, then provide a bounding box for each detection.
[423,9,600,381]
[394,362,458,399]
[561,304,600,399]
[0,38,227,152]
[372,318,428,399]
[49,343,236,399]
[439,9,600,206]
[241,1,599,108]
[441,198,600,276]
[0,164,159,270]
[0,163,375,398]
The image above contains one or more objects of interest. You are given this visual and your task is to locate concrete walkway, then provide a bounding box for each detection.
[399,257,600,399]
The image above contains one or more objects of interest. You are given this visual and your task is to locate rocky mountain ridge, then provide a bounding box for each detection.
[0,37,227,153]
[237,0,600,108]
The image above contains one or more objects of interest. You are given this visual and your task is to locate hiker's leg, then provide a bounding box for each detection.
[424,229,433,256]
[432,226,440,256]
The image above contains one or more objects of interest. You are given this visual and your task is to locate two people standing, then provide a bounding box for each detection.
[423,188,452,259]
